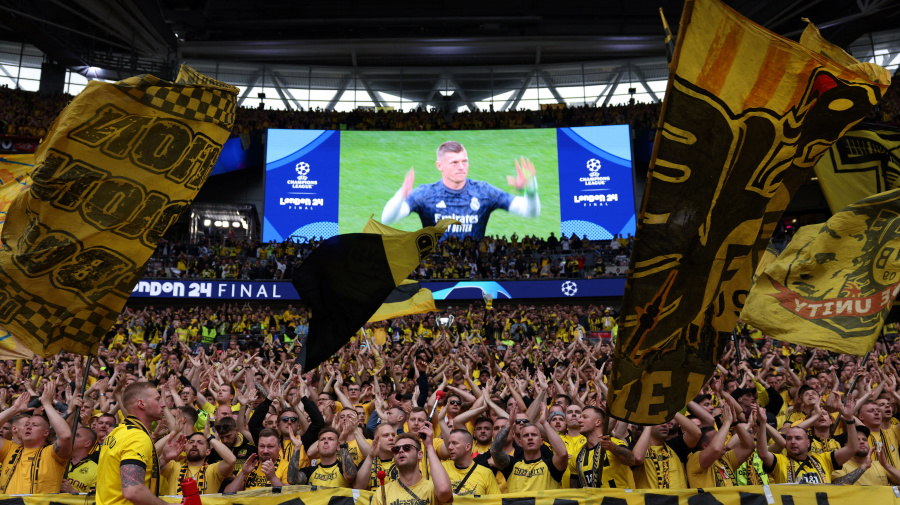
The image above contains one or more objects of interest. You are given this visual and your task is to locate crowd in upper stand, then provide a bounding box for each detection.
[0,65,897,141]
[144,233,634,281]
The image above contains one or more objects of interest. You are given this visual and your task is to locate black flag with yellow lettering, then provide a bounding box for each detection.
[293,218,457,370]
[609,0,890,424]
[743,189,900,355]
[0,66,236,358]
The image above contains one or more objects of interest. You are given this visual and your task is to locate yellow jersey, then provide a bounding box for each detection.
[65,455,100,493]
[162,461,228,495]
[371,476,441,505]
[765,452,838,484]
[500,453,564,493]
[686,449,740,488]
[243,457,289,489]
[441,461,500,495]
[298,461,352,488]
[97,417,160,505]
[634,444,688,489]
[572,438,635,489]
[0,442,68,494]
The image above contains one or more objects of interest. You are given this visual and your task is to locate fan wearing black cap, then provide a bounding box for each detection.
[830,425,897,485]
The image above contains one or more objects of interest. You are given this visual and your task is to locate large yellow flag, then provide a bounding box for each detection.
[743,189,900,355]
[0,66,236,357]
[609,0,890,424]
[814,124,900,213]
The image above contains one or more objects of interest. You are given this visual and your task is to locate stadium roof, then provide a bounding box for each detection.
[0,0,895,110]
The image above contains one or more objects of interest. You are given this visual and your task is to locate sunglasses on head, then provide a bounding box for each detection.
[391,443,420,454]
[515,419,529,424]
[281,416,299,423]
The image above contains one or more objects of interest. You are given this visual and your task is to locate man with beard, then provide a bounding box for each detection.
[287,425,357,488]
[355,424,399,490]
[757,398,858,484]
[858,400,900,469]
[370,428,453,505]
[491,402,569,492]
[225,429,288,491]
[161,432,236,495]
[471,417,493,457]
[831,426,891,485]
[632,411,701,489]
[441,429,500,495]
[572,406,635,489]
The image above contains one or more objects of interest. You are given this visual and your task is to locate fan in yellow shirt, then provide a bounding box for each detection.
[686,405,755,488]
[572,406,636,489]
[371,430,454,505]
[161,432,236,495]
[441,430,500,495]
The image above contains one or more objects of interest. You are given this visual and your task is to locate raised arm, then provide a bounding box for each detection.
[698,404,733,470]
[41,379,73,460]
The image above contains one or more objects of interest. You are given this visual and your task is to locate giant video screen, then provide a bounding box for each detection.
[263,126,636,242]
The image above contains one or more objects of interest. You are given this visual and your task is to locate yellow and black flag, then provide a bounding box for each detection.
[292,218,457,370]
[609,0,890,425]
[814,123,900,213]
[0,66,237,357]
[368,279,437,323]
[743,189,900,355]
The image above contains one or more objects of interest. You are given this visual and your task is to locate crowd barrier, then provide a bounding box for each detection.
[5,485,900,505]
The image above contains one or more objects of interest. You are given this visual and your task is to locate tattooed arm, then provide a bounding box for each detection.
[832,463,870,485]
[490,424,512,470]
[287,445,309,485]
[120,464,167,505]
[339,444,359,483]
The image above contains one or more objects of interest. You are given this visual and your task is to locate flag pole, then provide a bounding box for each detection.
[70,353,94,455]
[829,351,870,438]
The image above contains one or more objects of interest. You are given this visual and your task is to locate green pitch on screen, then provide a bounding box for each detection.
[339,130,560,237]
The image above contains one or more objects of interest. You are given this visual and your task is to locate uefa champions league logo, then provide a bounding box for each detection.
[587,158,601,174]
[288,161,318,189]
[561,280,578,296]
[296,161,310,180]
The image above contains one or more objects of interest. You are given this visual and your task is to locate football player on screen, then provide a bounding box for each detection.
[381,141,540,240]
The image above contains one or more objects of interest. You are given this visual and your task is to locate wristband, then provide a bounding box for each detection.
[208,435,215,443]
[845,419,856,425]
[339,443,349,449]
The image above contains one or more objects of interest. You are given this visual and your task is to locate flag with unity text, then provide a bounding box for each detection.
[0,66,237,357]
[609,0,890,424]
[744,189,900,356]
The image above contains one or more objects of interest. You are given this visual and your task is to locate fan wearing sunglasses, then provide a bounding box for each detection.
[287,423,357,488]
[371,426,454,505]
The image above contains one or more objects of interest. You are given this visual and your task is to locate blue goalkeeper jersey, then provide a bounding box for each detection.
[407,179,514,240]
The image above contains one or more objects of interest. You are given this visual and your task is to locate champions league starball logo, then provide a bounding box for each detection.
[288,161,318,189]
[580,159,609,186]
[296,161,310,179]
[561,280,578,296]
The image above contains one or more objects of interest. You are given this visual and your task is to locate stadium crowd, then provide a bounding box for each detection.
[2,300,900,497]
[0,64,897,142]
[145,233,634,281]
